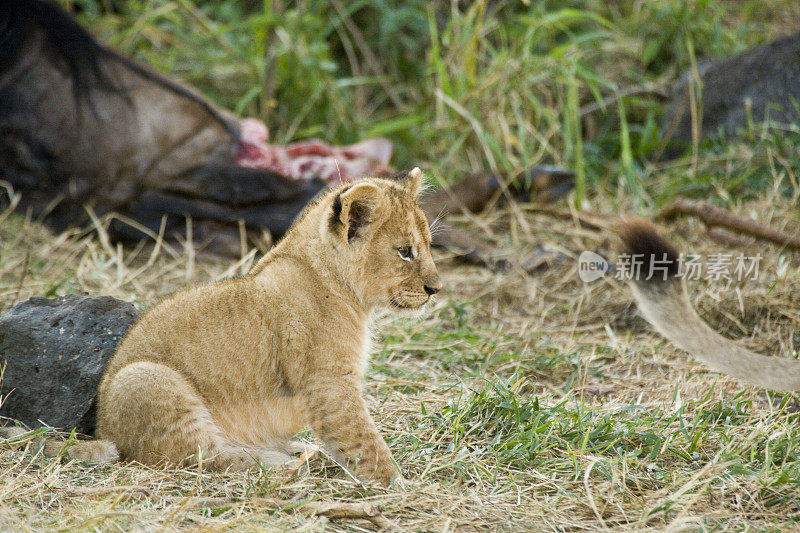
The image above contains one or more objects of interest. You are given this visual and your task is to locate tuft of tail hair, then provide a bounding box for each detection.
[616,218,681,282]
[615,218,800,392]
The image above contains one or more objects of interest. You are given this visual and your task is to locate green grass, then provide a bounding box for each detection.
[68,0,800,203]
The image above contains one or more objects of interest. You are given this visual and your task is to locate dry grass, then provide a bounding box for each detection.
[2,176,800,531]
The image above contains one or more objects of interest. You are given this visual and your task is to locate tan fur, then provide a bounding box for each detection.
[0,427,27,439]
[0,427,120,463]
[617,219,800,392]
[79,169,440,485]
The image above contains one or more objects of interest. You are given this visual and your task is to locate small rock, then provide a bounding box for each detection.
[0,295,137,435]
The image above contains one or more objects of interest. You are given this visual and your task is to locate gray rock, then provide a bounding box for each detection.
[663,31,800,153]
[0,295,137,435]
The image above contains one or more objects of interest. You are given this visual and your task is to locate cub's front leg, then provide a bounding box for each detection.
[302,374,396,485]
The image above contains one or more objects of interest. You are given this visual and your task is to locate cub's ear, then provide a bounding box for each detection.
[332,183,387,242]
[400,167,425,197]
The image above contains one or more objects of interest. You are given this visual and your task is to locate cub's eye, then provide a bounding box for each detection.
[397,246,415,260]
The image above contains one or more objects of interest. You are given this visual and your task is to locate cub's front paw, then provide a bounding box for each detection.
[356,454,398,487]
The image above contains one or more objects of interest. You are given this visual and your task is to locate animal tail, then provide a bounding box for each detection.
[0,426,119,463]
[616,219,800,392]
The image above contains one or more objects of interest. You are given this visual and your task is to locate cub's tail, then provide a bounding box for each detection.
[616,219,800,392]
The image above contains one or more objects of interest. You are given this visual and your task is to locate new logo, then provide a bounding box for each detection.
[578,251,612,282]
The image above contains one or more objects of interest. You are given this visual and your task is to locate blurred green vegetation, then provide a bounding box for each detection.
[65,0,800,210]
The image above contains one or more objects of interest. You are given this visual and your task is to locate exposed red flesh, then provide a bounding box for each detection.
[235,118,393,185]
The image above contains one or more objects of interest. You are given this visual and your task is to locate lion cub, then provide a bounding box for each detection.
[86,169,440,485]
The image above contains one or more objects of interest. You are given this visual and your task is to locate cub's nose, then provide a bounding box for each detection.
[424,282,442,296]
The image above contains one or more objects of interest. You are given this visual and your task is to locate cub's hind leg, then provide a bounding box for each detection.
[96,361,287,471]
[97,361,226,467]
